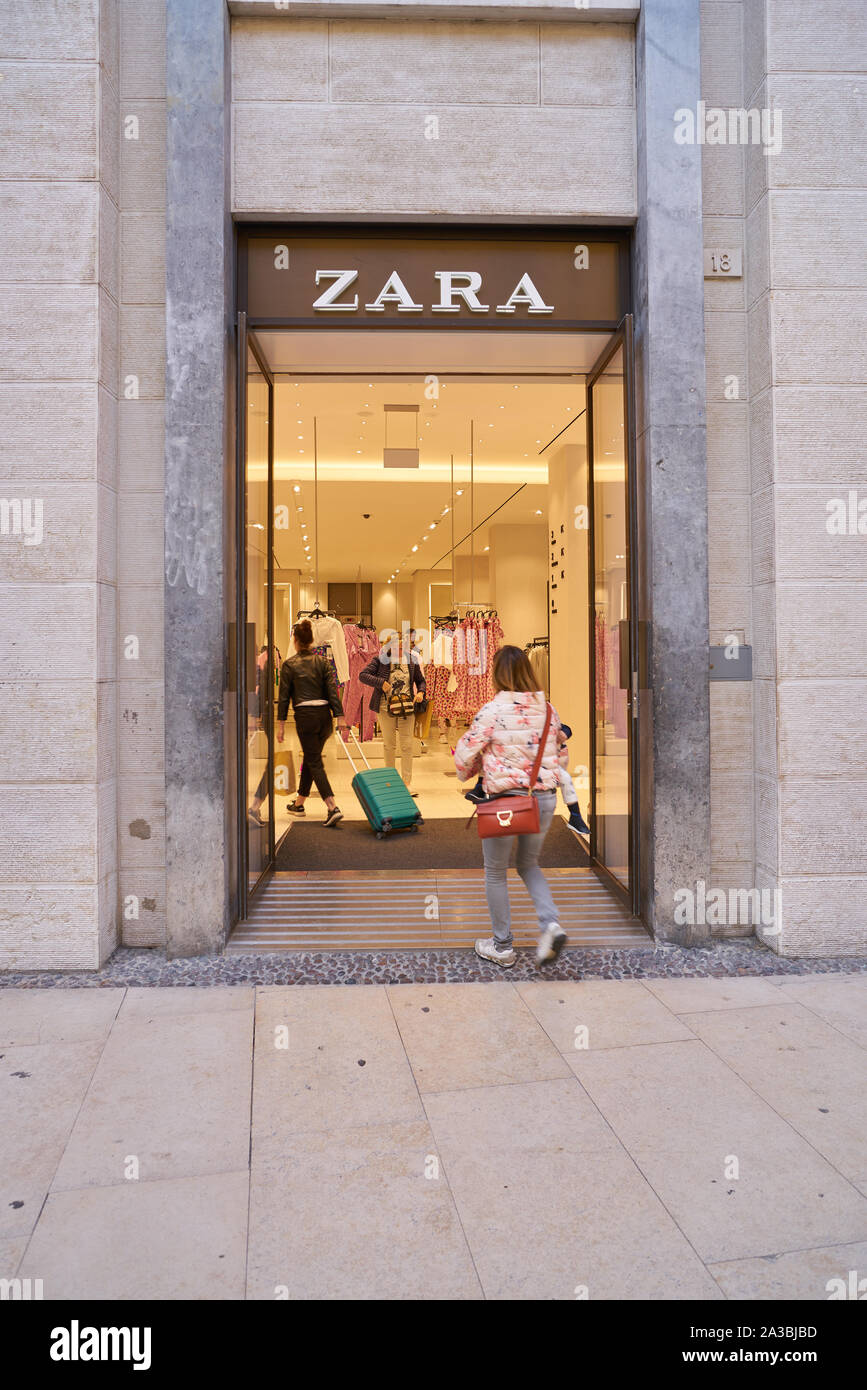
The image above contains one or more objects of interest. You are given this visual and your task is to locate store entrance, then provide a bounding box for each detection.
[234,322,642,945]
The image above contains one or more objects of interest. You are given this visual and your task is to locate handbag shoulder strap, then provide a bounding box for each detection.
[528,702,553,791]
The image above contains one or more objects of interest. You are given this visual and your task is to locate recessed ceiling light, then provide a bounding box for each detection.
[483,545,490,552]
[456,489,463,497]
[297,506,303,512]
[534,509,542,516]
[412,545,418,553]
[297,435,304,440]
[293,485,301,494]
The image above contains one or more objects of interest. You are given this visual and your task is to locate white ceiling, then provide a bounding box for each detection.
[245,329,624,582]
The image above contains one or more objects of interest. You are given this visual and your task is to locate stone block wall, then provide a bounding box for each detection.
[0,0,120,968]
[700,0,756,935]
[742,0,867,955]
[117,0,168,948]
[231,15,637,218]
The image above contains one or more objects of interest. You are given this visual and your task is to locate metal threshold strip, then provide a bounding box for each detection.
[228,868,648,953]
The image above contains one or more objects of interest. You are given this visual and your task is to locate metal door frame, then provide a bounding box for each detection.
[585,314,639,913]
[236,313,276,917]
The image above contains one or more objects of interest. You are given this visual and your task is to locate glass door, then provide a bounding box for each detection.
[586,319,638,907]
[238,315,275,909]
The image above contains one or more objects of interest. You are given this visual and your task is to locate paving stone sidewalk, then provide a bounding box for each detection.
[2,974,866,1300]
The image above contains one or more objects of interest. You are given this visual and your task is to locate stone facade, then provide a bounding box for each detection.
[0,0,864,967]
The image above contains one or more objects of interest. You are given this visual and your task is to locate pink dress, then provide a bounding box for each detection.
[341,625,378,742]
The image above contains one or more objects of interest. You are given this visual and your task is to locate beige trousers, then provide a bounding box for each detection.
[379,709,415,787]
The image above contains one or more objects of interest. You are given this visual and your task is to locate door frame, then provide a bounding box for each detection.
[236,313,277,918]
[585,314,640,914]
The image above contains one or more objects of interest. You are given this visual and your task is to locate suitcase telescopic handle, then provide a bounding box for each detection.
[339,724,371,773]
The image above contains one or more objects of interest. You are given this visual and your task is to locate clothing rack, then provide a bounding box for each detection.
[525,636,549,649]
[433,606,498,620]
[297,606,335,618]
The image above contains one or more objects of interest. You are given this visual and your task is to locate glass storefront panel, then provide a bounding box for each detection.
[589,342,631,890]
[245,350,272,886]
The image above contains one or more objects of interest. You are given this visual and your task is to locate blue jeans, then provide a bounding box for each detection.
[481,791,559,947]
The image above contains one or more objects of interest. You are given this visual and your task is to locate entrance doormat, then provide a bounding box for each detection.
[274,815,590,871]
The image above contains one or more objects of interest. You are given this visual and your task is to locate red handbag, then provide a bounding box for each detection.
[468,703,553,839]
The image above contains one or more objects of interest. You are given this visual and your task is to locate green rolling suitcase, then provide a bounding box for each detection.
[341,727,423,839]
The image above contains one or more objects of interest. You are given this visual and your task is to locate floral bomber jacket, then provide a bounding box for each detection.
[453,690,568,796]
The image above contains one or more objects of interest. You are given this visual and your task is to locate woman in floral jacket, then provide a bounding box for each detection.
[454,645,570,969]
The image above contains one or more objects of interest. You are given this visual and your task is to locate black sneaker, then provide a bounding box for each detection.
[324,806,344,827]
[568,805,590,834]
[287,800,306,815]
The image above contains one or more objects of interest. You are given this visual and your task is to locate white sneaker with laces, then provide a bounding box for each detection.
[536,924,567,966]
[474,937,517,968]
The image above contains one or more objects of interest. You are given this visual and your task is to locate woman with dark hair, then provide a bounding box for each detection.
[276,619,345,827]
[454,644,569,968]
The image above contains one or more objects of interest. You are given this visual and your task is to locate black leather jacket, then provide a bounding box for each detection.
[277,652,343,720]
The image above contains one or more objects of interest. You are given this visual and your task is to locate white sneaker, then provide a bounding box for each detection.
[536,925,567,967]
[474,937,517,968]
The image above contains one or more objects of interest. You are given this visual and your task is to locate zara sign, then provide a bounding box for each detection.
[242,232,625,329]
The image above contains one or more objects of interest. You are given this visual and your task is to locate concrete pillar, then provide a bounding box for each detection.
[164,0,233,955]
[633,0,712,942]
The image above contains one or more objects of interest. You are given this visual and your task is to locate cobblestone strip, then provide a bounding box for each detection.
[1,942,866,988]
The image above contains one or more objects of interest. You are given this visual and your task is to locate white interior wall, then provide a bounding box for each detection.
[488,523,547,652]
[548,441,590,788]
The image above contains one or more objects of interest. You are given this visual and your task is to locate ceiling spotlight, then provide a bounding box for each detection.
[535,509,542,516]
[412,545,418,553]
[456,489,464,497]
[293,485,301,494]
